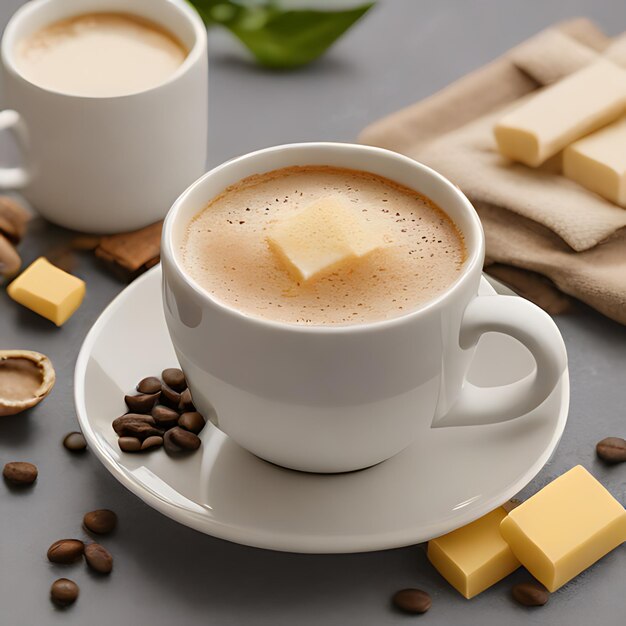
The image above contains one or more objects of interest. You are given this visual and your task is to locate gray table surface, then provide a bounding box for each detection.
[1,1,625,625]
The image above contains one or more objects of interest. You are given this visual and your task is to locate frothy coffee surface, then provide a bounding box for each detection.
[16,13,187,97]
[181,166,466,326]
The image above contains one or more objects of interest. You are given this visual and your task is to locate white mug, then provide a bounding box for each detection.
[161,143,568,473]
[0,0,207,233]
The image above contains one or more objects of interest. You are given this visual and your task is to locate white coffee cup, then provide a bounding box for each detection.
[161,143,568,473]
[0,0,207,233]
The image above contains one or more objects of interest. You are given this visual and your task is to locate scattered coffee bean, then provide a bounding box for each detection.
[84,543,113,574]
[3,461,38,485]
[141,435,164,451]
[50,578,79,607]
[112,413,155,435]
[118,437,142,452]
[47,539,85,564]
[512,582,549,607]
[178,388,195,412]
[136,376,162,394]
[178,411,206,434]
[162,367,186,391]
[84,509,117,535]
[163,429,183,454]
[124,392,160,414]
[151,404,180,428]
[160,382,181,408]
[62,432,87,452]
[392,588,432,614]
[596,437,626,464]
[169,426,201,451]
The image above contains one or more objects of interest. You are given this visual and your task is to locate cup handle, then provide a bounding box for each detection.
[432,295,567,428]
[0,110,30,189]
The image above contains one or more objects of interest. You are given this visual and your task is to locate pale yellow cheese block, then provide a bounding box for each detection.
[564,116,626,207]
[266,196,385,282]
[7,257,85,326]
[500,465,626,592]
[427,507,520,599]
[494,60,626,167]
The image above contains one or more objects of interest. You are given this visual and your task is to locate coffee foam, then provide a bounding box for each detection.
[16,12,187,97]
[181,166,466,326]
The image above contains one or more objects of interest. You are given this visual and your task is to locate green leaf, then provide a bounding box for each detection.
[190,1,374,69]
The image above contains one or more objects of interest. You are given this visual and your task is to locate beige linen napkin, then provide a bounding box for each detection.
[360,18,626,324]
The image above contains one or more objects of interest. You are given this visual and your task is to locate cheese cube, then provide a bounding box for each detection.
[564,116,626,207]
[494,60,626,167]
[427,507,520,599]
[7,257,85,326]
[267,197,384,282]
[500,466,626,592]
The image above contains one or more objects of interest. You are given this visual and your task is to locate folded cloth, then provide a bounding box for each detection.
[360,18,626,324]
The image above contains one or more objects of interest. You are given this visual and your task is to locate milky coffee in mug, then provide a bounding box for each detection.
[181,165,467,326]
[15,12,187,97]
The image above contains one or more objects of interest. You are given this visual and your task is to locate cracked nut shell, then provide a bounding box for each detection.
[0,350,55,416]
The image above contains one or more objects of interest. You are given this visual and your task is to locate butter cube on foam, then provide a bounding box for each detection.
[500,465,626,592]
[7,257,85,326]
[427,507,520,599]
[267,197,384,282]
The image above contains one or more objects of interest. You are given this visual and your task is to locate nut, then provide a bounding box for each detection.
[0,196,30,244]
[0,233,21,279]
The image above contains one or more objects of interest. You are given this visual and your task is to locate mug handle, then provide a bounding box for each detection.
[432,295,567,427]
[0,110,30,189]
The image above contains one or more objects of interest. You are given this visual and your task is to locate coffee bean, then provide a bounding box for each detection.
[179,411,206,434]
[114,416,162,439]
[596,437,626,464]
[163,429,183,454]
[84,543,113,574]
[62,432,87,452]
[118,437,142,452]
[160,383,181,408]
[124,392,160,414]
[162,367,186,391]
[178,388,195,412]
[50,578,79,607]
[169,426,201,451]
[392,588,432,614]
[122,420,163,439]
[136,376,162,394]
[3,461,38,485]
[141,435,163,451]
[151,405,180,429]
[112,413,155,435]
[84,509,117,535]
[47,539,85,564]
[512,582,549,607]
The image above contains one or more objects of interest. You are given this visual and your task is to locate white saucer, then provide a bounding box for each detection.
[75,266,569,554]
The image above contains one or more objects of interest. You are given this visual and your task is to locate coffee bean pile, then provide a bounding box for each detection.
[46,509,117,607]
[113,368,206,455]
